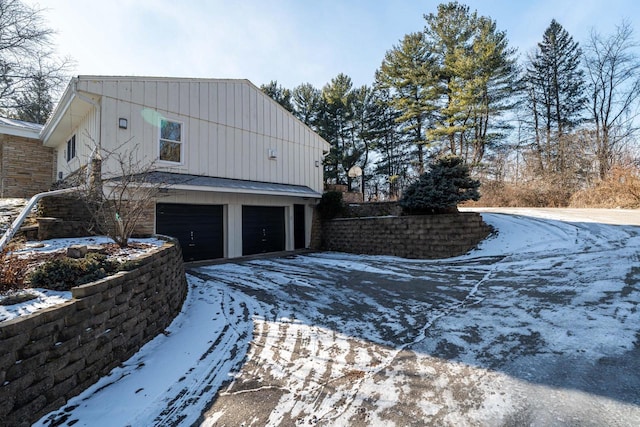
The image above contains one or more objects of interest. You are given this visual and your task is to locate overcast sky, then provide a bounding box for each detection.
[26,0,639,90]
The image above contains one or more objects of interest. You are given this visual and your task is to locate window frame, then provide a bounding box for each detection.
[158,118,184,165]
[66,135,76,163]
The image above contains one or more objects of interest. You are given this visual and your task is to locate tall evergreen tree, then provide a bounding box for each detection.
[12,55,61,124]
[292,82,321,127]
[368,87,411,199]
[260,80,294,113]
[524,19,586,174]
[424,2,477,154]
[317,74,359,186]
[13,71,52,124]
[424,2,519,168]
[376,31,439,174]
[0,0,68,117]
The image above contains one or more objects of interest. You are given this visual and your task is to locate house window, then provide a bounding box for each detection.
[159,119,183,163]
[66,135,76,162]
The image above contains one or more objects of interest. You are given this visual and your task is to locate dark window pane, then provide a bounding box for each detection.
[160,140,181,162]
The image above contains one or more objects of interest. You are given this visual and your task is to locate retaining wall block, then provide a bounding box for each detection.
[0,242,187,425]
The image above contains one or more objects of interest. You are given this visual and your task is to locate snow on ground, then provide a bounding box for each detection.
[0,236,165,323]
[0,288,71,320]
[34,209,640,426]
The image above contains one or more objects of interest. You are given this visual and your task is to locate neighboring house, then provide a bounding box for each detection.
[39,75,330,261]
[0,117,54,198]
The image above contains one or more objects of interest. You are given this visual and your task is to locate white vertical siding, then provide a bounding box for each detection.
[55,106,100,179]
[68,77,328,193]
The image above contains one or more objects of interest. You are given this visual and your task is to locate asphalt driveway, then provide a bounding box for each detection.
[37,210,640,426]
[194,211,640,426]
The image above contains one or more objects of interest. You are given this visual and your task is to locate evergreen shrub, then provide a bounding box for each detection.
[29,253,121,291]
[400,155,480,214]
[317,191,344,220]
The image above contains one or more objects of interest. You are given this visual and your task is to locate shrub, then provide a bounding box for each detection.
[570,166,640,208]
[400,155,480,214]
[317,191,344,220]
[29,253,121,291]
[0,248,30,293]
[466,178,573,207]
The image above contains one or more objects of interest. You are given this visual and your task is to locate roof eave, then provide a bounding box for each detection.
[166,183,322,198]
[0,124,41,139]
[41,77,78,144]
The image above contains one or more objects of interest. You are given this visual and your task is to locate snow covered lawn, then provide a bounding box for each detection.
[35,210,640,426]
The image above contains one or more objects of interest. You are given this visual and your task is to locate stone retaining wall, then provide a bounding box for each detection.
[322,212,492,259]
[343,201,403,218]
[0,241,187,426]
[37,196,155,239]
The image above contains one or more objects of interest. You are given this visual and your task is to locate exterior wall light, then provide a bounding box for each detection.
[118,118,128,129]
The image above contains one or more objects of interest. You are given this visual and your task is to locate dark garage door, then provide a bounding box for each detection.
[156,203,224,261]
[242,206,285,256]
[294,204,305,249]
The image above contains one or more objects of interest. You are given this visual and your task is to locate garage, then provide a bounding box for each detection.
[156,203,224,261]
[242,206,285,256]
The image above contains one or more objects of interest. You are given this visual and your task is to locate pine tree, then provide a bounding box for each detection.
[424,3,519,168]
[369,87,411,200]
[524,19,587,174]
[376,31,439,174]
[13,69,53,124]
[260,80,294,113]
[292,82,321,127]
[0,1,68,117]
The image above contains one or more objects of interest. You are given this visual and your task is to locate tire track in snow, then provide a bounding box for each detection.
[35,275,257,427]
[197,253,509,425]
[145,291,254,426]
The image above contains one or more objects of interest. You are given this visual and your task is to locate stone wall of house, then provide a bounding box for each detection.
[0,135,55,198]
[322,212,492,259]
[0,241,187,426]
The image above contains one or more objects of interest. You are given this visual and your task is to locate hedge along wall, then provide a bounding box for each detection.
[322,212,493,259]
[0,240,188,427]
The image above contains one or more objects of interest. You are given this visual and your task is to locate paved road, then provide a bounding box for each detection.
[461,207,640,225]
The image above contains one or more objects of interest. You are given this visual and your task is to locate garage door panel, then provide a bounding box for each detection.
[156,203,224,261]
[242,206,285,256]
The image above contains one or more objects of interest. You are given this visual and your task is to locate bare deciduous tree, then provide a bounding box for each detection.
[584,20,640,179]
[0,0,71,118]
[77,142,165,248]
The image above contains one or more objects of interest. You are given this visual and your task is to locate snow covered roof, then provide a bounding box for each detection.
[0,117,42,139]
[120,171,322,198]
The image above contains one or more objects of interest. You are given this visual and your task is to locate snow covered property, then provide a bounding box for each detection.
[32,210,640,426]
[1,76,331,261]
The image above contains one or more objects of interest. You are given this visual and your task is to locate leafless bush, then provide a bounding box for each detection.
[80,144,164,247]
[467,177,574,207]
[0,244,30,292]
[569,166,640,208]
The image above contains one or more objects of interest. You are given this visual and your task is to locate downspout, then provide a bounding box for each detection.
[0,186,82,252]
